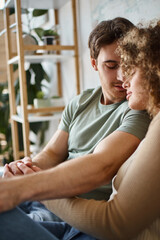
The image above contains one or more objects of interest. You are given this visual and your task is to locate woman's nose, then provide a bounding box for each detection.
[122,80,129,89]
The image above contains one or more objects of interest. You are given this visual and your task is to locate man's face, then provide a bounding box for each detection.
[91,42,126,104]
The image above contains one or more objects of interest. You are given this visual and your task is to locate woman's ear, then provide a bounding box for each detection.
[90,57,98,71]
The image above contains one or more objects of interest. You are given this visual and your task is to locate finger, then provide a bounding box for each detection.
[17,162,35,175]
[2,164,14,178]
[30,165,41,172]
[22,157,32,167]
[8,161,23,175]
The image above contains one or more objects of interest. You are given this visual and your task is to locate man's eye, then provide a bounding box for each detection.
[106,63,119,69]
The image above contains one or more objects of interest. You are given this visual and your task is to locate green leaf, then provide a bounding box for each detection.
[34,28,44,40]
[43,29,59,37]
[32,9,48,17]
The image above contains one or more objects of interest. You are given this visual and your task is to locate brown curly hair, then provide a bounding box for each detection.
[117,20,160,116]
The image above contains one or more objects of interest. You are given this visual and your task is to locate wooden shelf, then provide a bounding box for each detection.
[8,54,73,64]
[1,0,70,10]
[2,0,80,159]
[12,113,62,123]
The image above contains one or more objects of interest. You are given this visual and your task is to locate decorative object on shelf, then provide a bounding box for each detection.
[23,34,37,55]
[33,91,64,109]
[35,27,60,44]
[34,25,60,54]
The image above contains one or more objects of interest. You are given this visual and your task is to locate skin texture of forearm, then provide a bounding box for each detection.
[28,153,113,200]
[32,129,69,170]
[32,150,61,170]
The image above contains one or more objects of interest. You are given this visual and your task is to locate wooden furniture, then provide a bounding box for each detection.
[1,0,80,160]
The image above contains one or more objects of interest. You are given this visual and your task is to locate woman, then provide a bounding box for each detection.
[48,20,160,239]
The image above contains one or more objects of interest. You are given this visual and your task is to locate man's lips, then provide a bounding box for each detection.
[114,84,126,91]
[126,91,132,100]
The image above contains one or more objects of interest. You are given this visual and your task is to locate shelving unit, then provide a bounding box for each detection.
[1,0,80,160]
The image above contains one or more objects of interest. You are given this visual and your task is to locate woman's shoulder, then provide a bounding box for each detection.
[146,111,160,136]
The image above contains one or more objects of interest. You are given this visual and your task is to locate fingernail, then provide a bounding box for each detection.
[17,162,22,167]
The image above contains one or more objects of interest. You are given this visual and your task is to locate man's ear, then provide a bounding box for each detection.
[90,57,98,71]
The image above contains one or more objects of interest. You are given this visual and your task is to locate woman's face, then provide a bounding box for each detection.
[119,68,149,110]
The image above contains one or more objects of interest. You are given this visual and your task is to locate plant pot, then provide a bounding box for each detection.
[42,36,58,54]
[33,99,53,108]
[42,36,57,45]
[33,98,64,108]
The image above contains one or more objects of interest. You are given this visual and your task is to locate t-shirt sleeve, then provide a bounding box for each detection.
[58,95,80,132]
[117,109,151,140]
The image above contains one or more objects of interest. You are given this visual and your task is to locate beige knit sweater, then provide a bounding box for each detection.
[44,112,160,240]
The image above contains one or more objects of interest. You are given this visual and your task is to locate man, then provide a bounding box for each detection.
[1,17,150,214]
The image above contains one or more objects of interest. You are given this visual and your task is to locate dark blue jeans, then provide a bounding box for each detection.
[0,205,97,240]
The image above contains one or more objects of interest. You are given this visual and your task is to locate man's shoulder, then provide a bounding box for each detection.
[80,86,101,97]
[77,86,101,104]
[66,86,101,113]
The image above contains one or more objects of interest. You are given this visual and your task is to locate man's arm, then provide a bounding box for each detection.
[8,129,69,175]
[4,130,140,202]
[32,129,69,169]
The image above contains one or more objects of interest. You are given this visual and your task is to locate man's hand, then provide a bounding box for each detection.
[6,157,33,176]
[2,164,14,178]
[3,158,41,178]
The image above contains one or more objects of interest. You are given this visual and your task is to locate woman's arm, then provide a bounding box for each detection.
[49,116,160,240]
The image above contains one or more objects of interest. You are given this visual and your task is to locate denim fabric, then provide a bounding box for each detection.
[0,207,58,240]
[0,207,97,240]
[39,221,97,240]
[19,200,62,222]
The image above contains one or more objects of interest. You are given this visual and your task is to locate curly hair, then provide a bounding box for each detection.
[88,17,134,59]
[117,20,160,116]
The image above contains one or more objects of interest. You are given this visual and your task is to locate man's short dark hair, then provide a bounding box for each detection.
[88,17,134,59]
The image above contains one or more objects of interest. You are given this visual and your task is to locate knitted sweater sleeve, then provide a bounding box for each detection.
[50,113,160,240]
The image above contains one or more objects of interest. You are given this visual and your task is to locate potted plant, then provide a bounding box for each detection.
[33,91,64,109]
[34,27,60,54]
[42,29,59,45]
[33,90,52,108]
